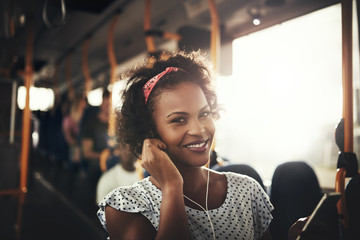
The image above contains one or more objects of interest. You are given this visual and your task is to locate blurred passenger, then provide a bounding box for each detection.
[62,93,87,169]
[80,89,110,199]
[96,143,140,203]
[48,94,69,165]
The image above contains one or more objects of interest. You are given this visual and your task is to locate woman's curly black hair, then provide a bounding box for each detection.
[116,50,220,157]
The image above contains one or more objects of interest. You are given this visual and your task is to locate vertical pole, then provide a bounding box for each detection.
[10,81,17,144]
[207,0,220,153]
[342,0,353,153]
[20,20,33,193]
[19,20,33,194]
[335,0,353,228]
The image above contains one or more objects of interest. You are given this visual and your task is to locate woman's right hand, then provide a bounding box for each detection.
[141,139,183,190]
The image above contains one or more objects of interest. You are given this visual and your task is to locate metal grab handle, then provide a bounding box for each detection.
[42,0,67,28]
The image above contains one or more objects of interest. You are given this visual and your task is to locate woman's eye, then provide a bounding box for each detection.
[200,111,210,118]
[171,117,186,124]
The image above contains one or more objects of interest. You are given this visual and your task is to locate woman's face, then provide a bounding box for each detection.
[152,81,215,168]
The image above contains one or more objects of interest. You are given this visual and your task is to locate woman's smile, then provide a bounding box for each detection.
[183,139,210,152]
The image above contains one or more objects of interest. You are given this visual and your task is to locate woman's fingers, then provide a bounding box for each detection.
[141,139,171,173]
[141,139,183,188]
[141,139,167,166]
[146,138,167,150]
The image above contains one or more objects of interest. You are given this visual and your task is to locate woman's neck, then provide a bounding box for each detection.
[179,166,209,196]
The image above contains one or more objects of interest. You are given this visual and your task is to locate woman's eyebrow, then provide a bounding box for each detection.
[166,105,209,118]
[166,111,189,118]
[200,105,210,111]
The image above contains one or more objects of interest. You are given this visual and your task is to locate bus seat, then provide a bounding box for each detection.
[343,174,360,239]
[269,161,323,240]
[215,164,265,191]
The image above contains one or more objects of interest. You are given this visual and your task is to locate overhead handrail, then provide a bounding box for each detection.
[207,0,220,153]
[144,0,181,54]
[144,0,157,54]
[53,64,60,100]
[82,37,93,96]
[65,53,74,100]
[207,0,220,72]
[107,12,120,139]
[42,0,67,28]
[99,12,120,173]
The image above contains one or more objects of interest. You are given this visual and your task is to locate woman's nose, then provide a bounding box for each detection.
[187,119,205,135]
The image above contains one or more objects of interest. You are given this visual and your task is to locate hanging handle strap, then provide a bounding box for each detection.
[43,0,67,28]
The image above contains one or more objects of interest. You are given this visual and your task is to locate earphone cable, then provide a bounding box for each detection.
[183,168,215,240]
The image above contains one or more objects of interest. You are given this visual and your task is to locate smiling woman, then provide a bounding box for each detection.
[97,50,274,240]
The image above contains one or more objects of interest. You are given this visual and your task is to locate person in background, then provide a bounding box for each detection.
[96,142,140,204]
[62,93,87,169]
[80,89,110,201]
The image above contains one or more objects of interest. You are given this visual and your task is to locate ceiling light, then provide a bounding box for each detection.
[253,17,261,26]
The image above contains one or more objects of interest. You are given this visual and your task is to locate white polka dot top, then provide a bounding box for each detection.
[97,172,274,240]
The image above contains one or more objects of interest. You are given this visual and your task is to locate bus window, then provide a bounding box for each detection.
[215,3,359,190]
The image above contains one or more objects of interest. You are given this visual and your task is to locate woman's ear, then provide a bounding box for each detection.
[149,129,160,140]
[149,131,167,150]
[155,139,167,150]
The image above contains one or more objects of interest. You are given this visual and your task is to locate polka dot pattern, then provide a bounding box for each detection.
[97,172,273,239]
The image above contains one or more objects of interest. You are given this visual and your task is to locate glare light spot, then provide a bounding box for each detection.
[253,18,261,25]
[19,14,26,26]
[87,88,103,106]
[32,131,39,147]
[17,86,54,111]
[112,80,127,109]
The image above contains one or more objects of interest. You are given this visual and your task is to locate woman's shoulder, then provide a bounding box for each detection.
[105,206,157,239]
[215,170,263,191]
[214,170,256,182]
[98,177,156,210]
[97,177,160,230]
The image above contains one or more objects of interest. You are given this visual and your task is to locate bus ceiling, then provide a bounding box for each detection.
[0,0,340,94]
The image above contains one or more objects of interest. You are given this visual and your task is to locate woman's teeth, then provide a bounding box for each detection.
[186,141,206,148]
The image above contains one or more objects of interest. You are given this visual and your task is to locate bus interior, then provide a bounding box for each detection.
[0,0,359,239]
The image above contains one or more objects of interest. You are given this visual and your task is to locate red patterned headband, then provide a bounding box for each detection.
[143,67,183,104]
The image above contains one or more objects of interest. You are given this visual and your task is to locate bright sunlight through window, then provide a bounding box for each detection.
[215,3,359,187]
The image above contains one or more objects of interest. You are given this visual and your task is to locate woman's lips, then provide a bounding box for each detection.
[184,139,209,152]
